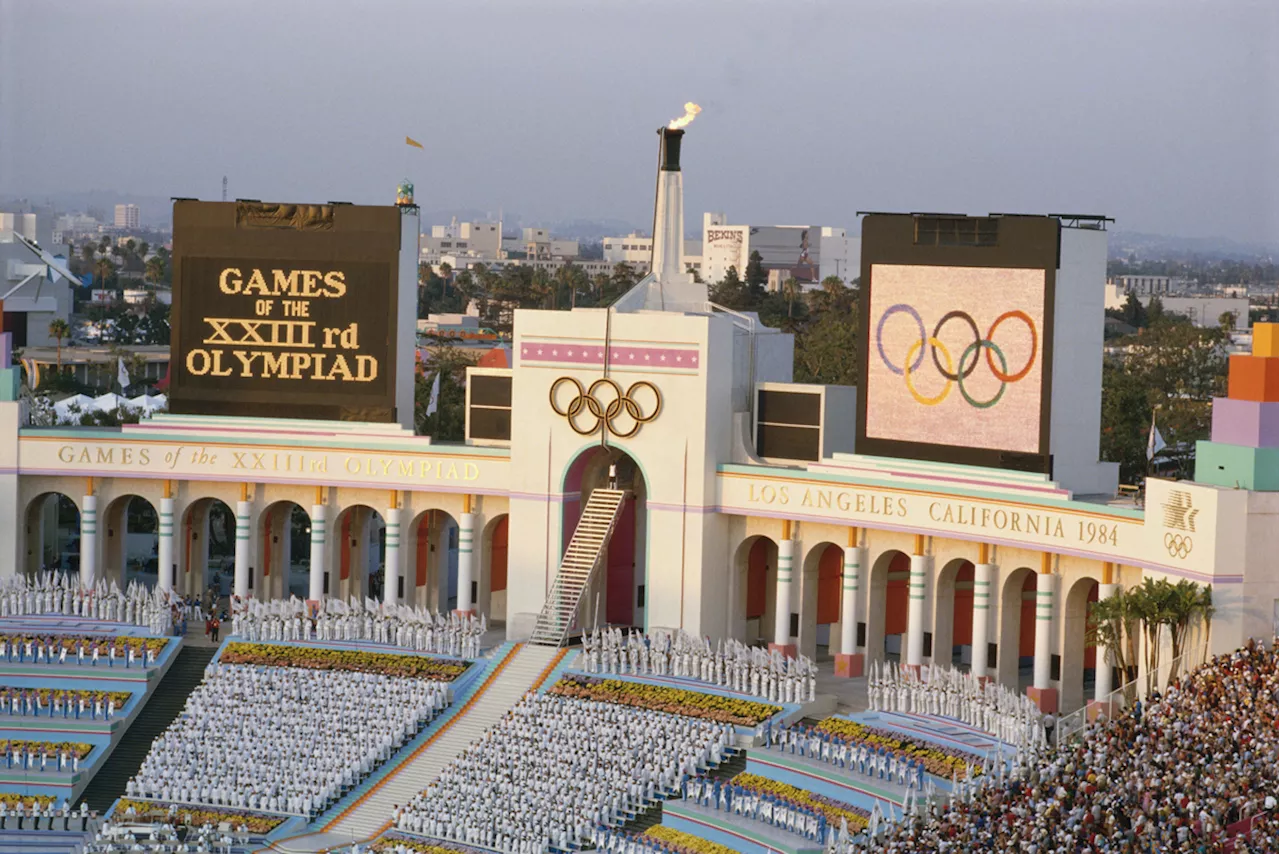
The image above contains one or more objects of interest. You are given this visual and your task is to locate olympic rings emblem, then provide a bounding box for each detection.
[1163,532,1193,559]
[549,376,662,439]
[875,304,1039,408]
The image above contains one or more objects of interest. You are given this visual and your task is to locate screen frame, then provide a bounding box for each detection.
[855,214,1059,475]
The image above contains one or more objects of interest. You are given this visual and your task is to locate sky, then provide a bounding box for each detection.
[1,0,1276,245]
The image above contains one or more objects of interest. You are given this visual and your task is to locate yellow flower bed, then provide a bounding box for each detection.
[0,687,131,707]
[0,793,55,809]
[549,674,781,726]
[219,642,469,681]
[643,825,740,854]
[370,835,487,854]
[115,798,286,834]
[0,739,93,759]
[731,772,870,831]
[0,634,168,656]
[814,717,981,778]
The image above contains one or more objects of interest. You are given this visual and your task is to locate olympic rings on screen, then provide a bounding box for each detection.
[549,376,662,439]
[875,304,1039,409]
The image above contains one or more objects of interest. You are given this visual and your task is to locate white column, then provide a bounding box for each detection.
[1034,572,1055,690]
[80,495,98,588]
[157,497,175,594]
[233,500,251,600]
[1094,582,1122,702]
[840,546,865,655]
[773,539,795,648]
[384,507,401,606]
[906,554,931,667]
[455,512,476,613]
[970,562,996,679]
[309,504,326,602]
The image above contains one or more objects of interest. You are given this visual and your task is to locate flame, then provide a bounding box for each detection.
[668,102,702,130]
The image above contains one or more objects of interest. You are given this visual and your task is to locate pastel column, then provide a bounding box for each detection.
[455,511,476,615]
[233,499,251,600]
[905,549,930,669]
[80,493,97,588]
[834,541,866,677]
[770,533,796,657]
[1028,555,1058,713]
[157,496,175,594]
[308,503,326,602]
[970,562,996,680]
[384,506,401,606]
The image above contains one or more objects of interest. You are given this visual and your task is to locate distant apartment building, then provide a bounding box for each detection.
[114,204,140,229]
[601,233,703,277]
[700,212,859,286]
[0,213,38,243]
[1106,274,1195,297]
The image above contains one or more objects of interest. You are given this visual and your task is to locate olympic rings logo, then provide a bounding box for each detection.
[1164,533,1193,559]
[875,304,1039,409]
[549,376,662,439]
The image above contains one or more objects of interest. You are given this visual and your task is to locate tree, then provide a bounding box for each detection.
[781,277,800,320]
[144,256,166,287]
[793,309,858,385]
[414,344,477,439]
[708,266,746,309]
[80,243,96,264]
[138,241,150,259]
[93,257,114,288]
[744,250,767,304]
[1087,590,1140,691]
[47,318,71,373]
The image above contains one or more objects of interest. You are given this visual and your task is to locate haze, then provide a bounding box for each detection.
[1,0,1276,245]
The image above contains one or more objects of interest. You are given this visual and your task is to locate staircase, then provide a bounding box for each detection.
[311,644,561,847]
[76,646,217,814]
[530,488,626,647]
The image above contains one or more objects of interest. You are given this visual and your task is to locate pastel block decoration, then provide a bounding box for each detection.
[0,366,18,402]
[1211,397,1279,448]
[0,332,10,369]
[1195,440,1279,492]
[1227,355,1278,403]
[1254,322,1278,358]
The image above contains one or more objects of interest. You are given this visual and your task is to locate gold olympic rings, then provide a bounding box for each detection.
[549,376,662,439]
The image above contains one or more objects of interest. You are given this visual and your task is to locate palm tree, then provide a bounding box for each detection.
[80,243,96,263]
[1164,580,1212,665]
[1087,588,1139,694]
[47,318,71,373]
[144,256,165,287]
[94,257,114,288]
[782,277,800,320]
[138,241,150,259]
[125,238,137,257]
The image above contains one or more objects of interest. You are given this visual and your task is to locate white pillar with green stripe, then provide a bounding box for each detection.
[1034,571,1056,690]
[773,538,795,647]
[456,512,476,613]
[970,562,996,678]
[233,500,251,600]
[383,507,401,606]
[840,546,865,655]
[308,504,326,602]
[157,497,175,593]
[906,553,930,667]
[80,494,97,588]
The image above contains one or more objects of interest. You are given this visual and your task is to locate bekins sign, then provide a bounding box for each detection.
[716,472,1227,579]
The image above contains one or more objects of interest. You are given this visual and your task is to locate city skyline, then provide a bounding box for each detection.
[1,0,1277,246]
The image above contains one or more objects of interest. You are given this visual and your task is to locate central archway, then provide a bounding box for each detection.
[24,493,80,575]
[562,445,648,632]
[867,549,910,665]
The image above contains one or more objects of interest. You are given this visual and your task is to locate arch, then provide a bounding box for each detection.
[479,514,509,623]
[181,498,235,606]
[799,542,844,660]
[23,492,80,576]
[102,495,158,590]
[333,504,385,602]
[1060,577,1100,714]
[933,558,975,668]
[560,445,648,631]
[867,549,910,665]
[258,501,310,600]
[730,535,777,645]
[997,567,1038,690]
[405,507,458,611]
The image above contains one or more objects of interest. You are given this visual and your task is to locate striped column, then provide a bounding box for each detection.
[157,497,175,594]
[1093,582,1122,702]
[383,507,401,606]
[1033,571,1055,690]
[80,495,97,588]
[840,546,865,654]
[309,504,326,602]
[970,563,996,679]
[772,538,795,651]
[905,553,931,668]
[233,500,251,600]
[455,512,476,614]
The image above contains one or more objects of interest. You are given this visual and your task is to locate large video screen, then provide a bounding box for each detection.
[169,202,402,421]
[856,214,1058,473]
[866,264,1045,453]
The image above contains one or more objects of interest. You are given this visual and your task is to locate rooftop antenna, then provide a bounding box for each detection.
[221,176,228,202]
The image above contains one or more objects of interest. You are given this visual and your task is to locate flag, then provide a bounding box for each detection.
[116,357,130,390]
[405,136,424,149]
[425,371,440,416]
[1147,411,1166,461]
